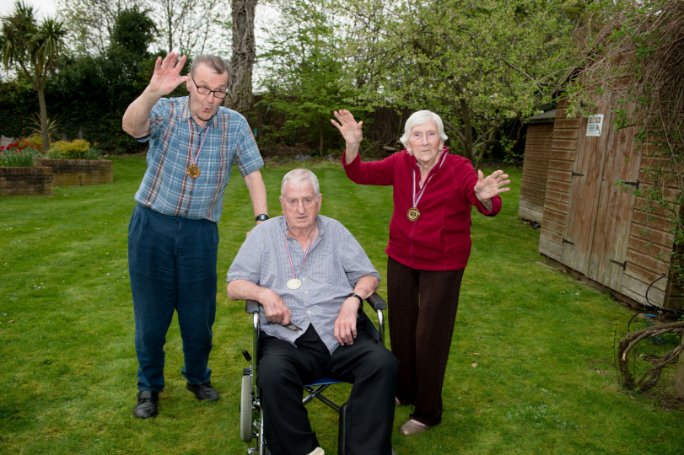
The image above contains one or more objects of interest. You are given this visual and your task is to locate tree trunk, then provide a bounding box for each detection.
[37,86,49,152]
[459,97,474,162]
[225,0,257,114]
[676,333,684,399]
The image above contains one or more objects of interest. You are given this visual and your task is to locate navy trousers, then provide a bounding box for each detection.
[258,321,398,455]
[128,204,218,392]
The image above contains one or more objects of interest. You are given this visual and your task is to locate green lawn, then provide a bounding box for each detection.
[1,156,682,454]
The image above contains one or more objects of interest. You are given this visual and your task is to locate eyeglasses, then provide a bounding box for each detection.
[191,74,227,100]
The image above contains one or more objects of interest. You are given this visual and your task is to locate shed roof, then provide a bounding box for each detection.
[526,109,557,124]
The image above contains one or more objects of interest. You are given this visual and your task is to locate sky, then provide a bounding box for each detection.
[0,0,57,18]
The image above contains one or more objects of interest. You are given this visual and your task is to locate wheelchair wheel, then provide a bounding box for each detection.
[240,373,253,442]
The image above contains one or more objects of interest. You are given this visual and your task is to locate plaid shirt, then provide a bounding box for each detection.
[227,215,381,354]
[134,96,264,222]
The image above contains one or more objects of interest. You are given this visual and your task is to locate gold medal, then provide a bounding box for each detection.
[186,163,201,179]
[407,207,420,221]
[287,278,302,290]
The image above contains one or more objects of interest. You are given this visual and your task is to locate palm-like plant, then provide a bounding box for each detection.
[1,1,66,152]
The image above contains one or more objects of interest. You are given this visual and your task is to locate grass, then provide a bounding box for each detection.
[1,156,682,454]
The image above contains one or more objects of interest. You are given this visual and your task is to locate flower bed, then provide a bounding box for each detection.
[0,139,40,167]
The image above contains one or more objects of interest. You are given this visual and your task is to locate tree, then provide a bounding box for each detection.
[1,1,67,151]
[104,6,157,110]
[58,0,138,56]
[225,0,257,113]
[156,0,229,54]
[259,0,358,154]
[48,6,157,152]
[339,0,580,164]
[60,0,230,56]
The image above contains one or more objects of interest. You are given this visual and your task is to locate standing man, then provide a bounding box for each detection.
[122,52,268,419]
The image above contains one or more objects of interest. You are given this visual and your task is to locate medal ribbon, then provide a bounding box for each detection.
[285,230,314,284]
[188,120,209,168]
[411,148,448,208]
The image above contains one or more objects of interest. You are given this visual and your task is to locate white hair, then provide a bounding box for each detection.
[280,168,320,196]
[399,110,448,149]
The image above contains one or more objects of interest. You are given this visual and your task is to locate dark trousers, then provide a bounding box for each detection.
[387,257,464,426]
[258,322,398,455]
[128,204,218,392]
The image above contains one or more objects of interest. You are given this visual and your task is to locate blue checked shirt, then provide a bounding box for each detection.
[227,215,381,354]
[134,96,264,222]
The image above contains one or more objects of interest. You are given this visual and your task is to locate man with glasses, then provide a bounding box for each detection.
[122,52,268,419]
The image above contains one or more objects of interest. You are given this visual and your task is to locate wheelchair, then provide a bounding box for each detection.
[239,294,387,455]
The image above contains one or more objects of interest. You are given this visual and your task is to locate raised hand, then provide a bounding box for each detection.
[474,169,511,202]
[148,52,188,96]
[331,109,363,151]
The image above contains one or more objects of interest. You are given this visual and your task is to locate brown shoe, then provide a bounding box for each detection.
[399,419,429,436]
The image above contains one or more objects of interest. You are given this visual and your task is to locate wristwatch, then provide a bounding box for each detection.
[255,214,269,222]
[347,293,363,305]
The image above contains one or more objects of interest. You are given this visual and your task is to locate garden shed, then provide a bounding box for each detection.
[518,110,556,224]
[534,93,683,313]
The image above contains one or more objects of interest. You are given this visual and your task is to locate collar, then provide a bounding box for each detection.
[278,216,326,238]
[408,146,450,173]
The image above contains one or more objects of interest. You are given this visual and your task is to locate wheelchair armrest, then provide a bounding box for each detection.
[248,295,384,312]
[245,299,260,314]
[365,293,386,311]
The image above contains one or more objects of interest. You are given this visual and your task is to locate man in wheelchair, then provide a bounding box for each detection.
[227,168,398,455]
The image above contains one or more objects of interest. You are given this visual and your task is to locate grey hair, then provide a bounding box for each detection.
[190,55,229,76]
[280,168,320,196]
[399,110,448,149]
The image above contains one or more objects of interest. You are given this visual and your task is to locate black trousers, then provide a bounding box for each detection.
[257,320,398,455]
[387,256,464,426]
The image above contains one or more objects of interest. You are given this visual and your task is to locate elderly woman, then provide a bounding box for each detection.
[331,109,510,435]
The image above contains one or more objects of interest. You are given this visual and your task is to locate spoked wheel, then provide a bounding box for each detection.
[240,373,253,442]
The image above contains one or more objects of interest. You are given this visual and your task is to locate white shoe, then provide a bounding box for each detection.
[307,447,325,455]
[399,418,430,436]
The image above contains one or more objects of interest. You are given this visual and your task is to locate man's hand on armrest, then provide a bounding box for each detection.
[227,279,292,326]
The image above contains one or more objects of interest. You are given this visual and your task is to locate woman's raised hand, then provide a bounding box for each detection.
[475,169,511,202]
[331,109,363,155]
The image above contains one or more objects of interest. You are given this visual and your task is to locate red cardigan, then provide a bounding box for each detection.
[342,149,502,271]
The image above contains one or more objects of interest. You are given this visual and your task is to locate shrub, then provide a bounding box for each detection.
[48,139,101,159]
[23,134,43,150]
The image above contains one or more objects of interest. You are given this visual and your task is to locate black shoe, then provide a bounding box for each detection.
[133,391,159,419]
[186,382,220,401]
